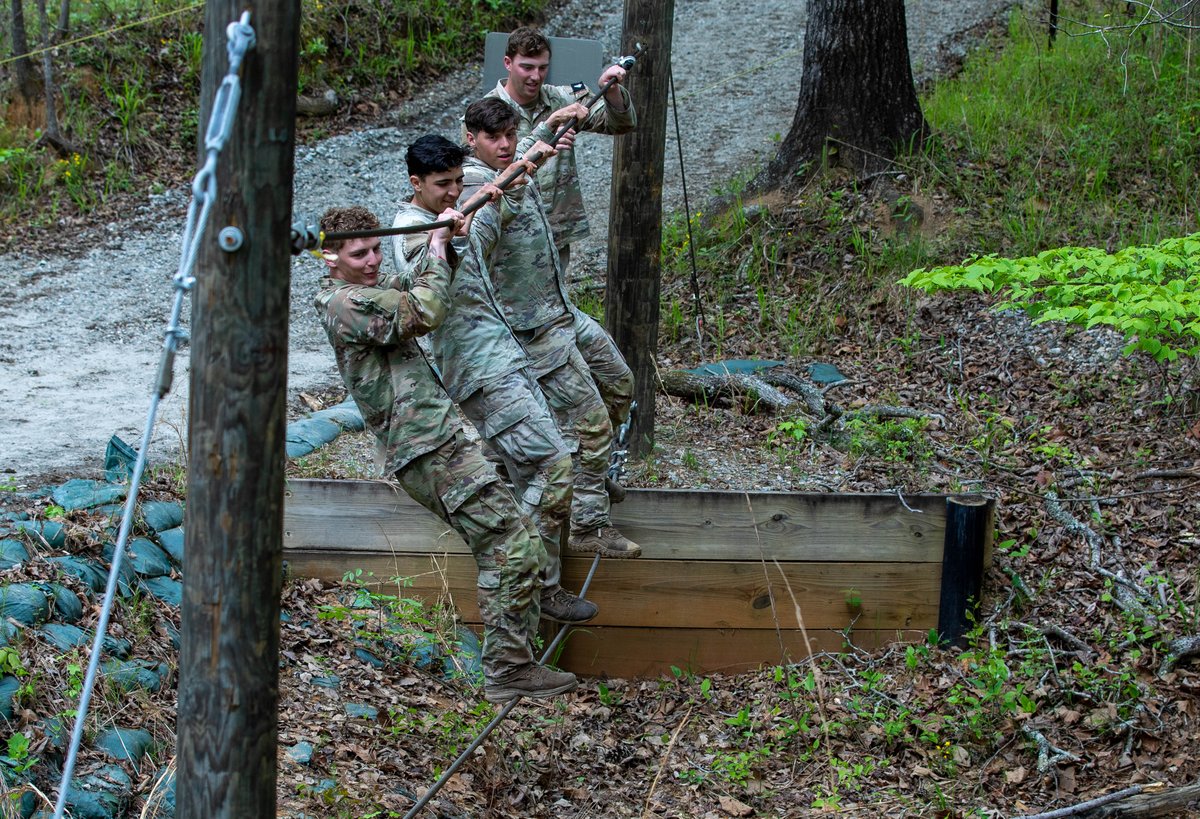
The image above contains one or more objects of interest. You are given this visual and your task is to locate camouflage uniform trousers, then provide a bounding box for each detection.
[458,368,575,593]
[394,429,545,683]
[558,244,635,433]
[516,313,614,533]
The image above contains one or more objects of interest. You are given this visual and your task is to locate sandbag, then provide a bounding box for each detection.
[94,727,154,763]
[156,527,184,563]
[0,583,51,626]
[61,763,131,819]
[51,479,127,511]
[0,540,29,569]
[285,417,344,458]
[38,623,131,658]
[0,676,22,720]
[313,398,365,431]
[104,435,138,483]
[142,766,175,817]
[125,538,172,578]
[46,556,107,593]
[34,582,83,623]
[140,501,183,533]
[98,543,138,595]
[139,576,182,607]
[101,659,169,693]
[9,520,66,549]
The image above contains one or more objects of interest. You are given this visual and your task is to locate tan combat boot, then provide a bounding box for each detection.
[567,525,642,558]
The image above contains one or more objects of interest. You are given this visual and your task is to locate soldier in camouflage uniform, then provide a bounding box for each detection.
[462,98,640,559]
[390,135,597,624]
[314,205,576,704]
[486,26,637,460]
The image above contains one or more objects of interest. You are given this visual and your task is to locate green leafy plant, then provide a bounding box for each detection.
[0,648,33,703]
[596,681,623,707]
[768,418,809,449]
[5,733,37,774]
[902,234,1200,363]
[844,416,930,463]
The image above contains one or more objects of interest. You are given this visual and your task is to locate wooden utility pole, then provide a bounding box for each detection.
[605,0,674,457]
[176,0,299,814]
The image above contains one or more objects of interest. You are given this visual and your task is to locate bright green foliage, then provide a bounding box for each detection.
[901,233,1200,362]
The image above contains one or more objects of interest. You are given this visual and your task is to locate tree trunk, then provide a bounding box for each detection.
[753,0,928,190]
[57,0,71,39]
[9,0,41,104]
[36,0,74,157]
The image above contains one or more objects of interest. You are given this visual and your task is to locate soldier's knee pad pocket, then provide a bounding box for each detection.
[454,482,522,535]
[488,409,572,467]
[539,359,592,411]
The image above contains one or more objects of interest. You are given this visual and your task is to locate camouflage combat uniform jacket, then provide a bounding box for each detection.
[485,78,636,247]
[459,147,572,334]
[313,256,460,476]
[391,200,529,403]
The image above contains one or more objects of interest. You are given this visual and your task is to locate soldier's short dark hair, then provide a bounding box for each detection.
[320,206,379,252]
[464,98,519,136]
[406,135,466,178]
[506,26,551,59]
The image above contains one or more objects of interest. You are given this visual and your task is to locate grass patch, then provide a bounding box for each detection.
[921,6,1200,254]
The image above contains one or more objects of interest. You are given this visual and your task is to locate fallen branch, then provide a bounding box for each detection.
[1081,780,1200,817]
[1158,633,1200,676]
[659,369,794,413]
[756,369,831,416]
[640,706,692,819]
[1132,468,1200,481]
[1013,783,1162,819]
[1014,620,1096,660]
[1022,726,1082,773]
[842,404,947,427]
[1043,492,1157,628]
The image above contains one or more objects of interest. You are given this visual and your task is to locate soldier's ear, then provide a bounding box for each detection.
[409,174,422,192]
[464,131,477,150]
[321,249,339,268]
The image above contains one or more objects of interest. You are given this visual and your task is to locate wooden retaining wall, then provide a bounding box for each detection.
[282,479,993,679]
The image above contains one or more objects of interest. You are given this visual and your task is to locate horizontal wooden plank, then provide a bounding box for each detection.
[554,626,927,678]
[282,551,941,631]
[284,479,955,562]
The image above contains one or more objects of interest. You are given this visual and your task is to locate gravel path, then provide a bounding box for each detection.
[0,0,1019,482]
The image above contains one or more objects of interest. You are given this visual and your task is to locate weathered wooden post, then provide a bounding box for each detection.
[176,0,299,813]
[605,0,675,456]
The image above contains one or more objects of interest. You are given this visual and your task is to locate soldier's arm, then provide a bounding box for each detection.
[462,168,525,229]
[515,119,559,158]
[580,67,636,135]
[389,210,463,336]
[324,263,450,346]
